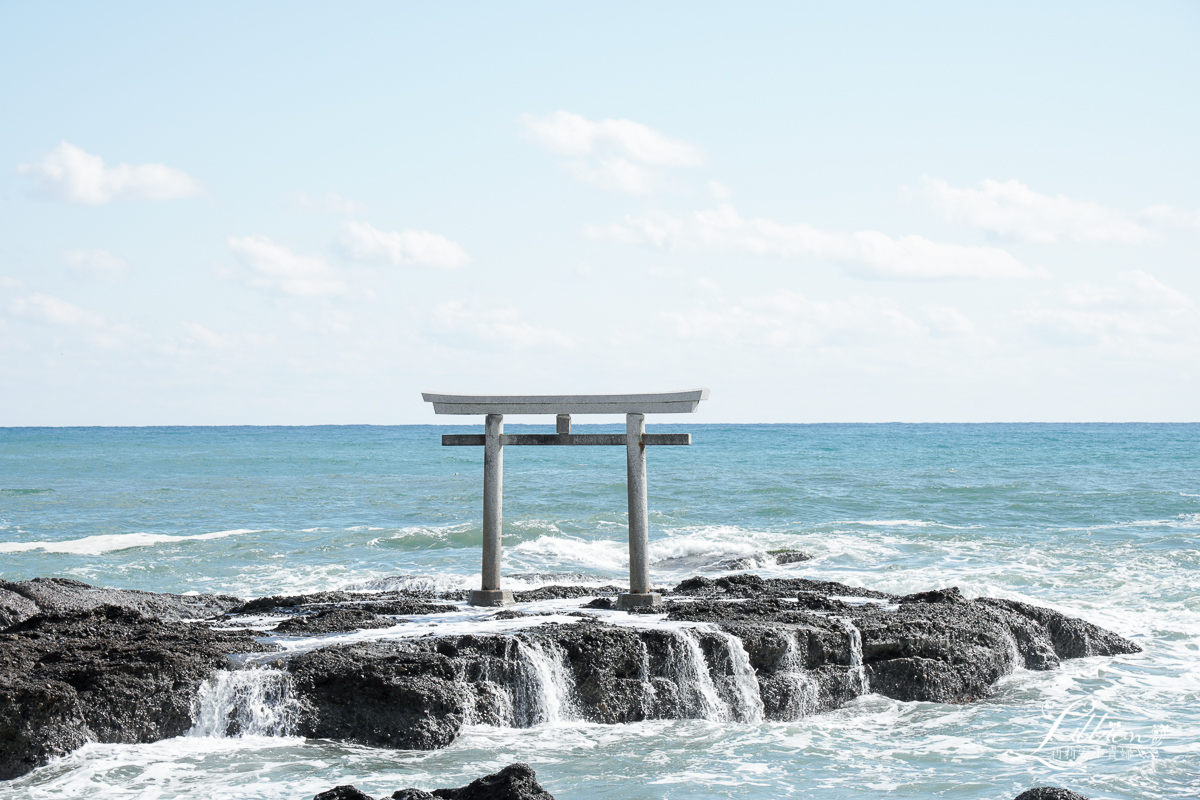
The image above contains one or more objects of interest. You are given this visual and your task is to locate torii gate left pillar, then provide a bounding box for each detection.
[422,390,709,610]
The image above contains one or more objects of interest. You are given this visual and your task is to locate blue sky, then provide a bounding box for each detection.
[2,2,1198,424]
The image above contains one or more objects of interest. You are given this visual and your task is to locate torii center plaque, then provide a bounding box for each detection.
[422,389,710,609]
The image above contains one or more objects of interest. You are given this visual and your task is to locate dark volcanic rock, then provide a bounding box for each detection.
[358,599,457,616]
[429,762,554,800]
[231,593,454,618]
[672,574,894,600]
[288,642,464,749]
[1014,789,1089,800]
[898,587,967,605]
[512,585,623,602]
[0,587,38,630]
[0,577,239,626]
[315,787,377,800]
[0,604,266,780]
[319,763,555,800]
[230,592,355,614]
[979,598,1141,659]
[274,607,397,634]
[769,548,813,565]
[850,601,1017,703]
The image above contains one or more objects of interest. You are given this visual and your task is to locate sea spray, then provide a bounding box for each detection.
[837,618,870,697]
[781,634,820,719]
[189,668,299,738]
[510,636,577,726]
[664,628,730,721]
[711,630,765,723]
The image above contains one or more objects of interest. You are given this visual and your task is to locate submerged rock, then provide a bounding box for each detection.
[314,763,555,800]
[315,787,377,800]
[1014,789,1089,800]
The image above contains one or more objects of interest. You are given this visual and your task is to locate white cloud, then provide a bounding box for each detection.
[661,290,926,350]
[522,111,702,194]
[1061,269,1193,311]
[10,292,105,327]
[1140,204,1200,230]
[1019,271,1197,355]
[336,221,471,269]
[431,300,572,349]
[18,142,200,205]
[227,235,347,297]
[289,191,367,216]
[183,322,233,348]
[922,305,977,338]
[920,177,1154,244]
[63,248,129,282]
[594,203,1037,280]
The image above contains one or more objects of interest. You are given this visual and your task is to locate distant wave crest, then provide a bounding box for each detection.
[0,529,261,556]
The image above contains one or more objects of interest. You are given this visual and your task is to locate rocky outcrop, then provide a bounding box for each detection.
[0,575,1141,781]
[0,577,239,628]
[314,763,555,800]
[0,603,267,780]
[1013,789,1089,800]
[232,592,454,617]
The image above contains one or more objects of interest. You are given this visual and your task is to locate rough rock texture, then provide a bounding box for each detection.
[314,787,377,800]
[232,592,453,617]
[769,548,813,565]
[428,763,554,800]
[0,603,267,780]
[1014,789,1089,800]
[672,573,894,600]
[288,643,464,749]
[0,577,239,627]
[314,763,555,800]
[274,607,397,634]
[979,598,1141,660]
[511,585,623,602]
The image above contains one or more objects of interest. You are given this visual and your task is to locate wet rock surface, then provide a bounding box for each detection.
[315,763,555,800]
[0,575,1141,781]
[672,572,894,600]
[233,592,455,617]
[274,607,398,634]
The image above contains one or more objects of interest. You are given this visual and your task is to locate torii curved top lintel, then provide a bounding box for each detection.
[421,388,709,415]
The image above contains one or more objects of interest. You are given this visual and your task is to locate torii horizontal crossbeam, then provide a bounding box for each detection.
[442,433,691,447]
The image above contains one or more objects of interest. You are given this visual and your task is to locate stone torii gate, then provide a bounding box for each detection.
[422,389,709,610]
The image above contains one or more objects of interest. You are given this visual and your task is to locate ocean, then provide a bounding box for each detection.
[1,423,1197,799]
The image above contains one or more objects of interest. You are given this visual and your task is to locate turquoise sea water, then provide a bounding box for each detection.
[1,424,1198,799]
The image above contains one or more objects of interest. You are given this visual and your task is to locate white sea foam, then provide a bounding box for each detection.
[0,528,261,555]
[840,519,928,527]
